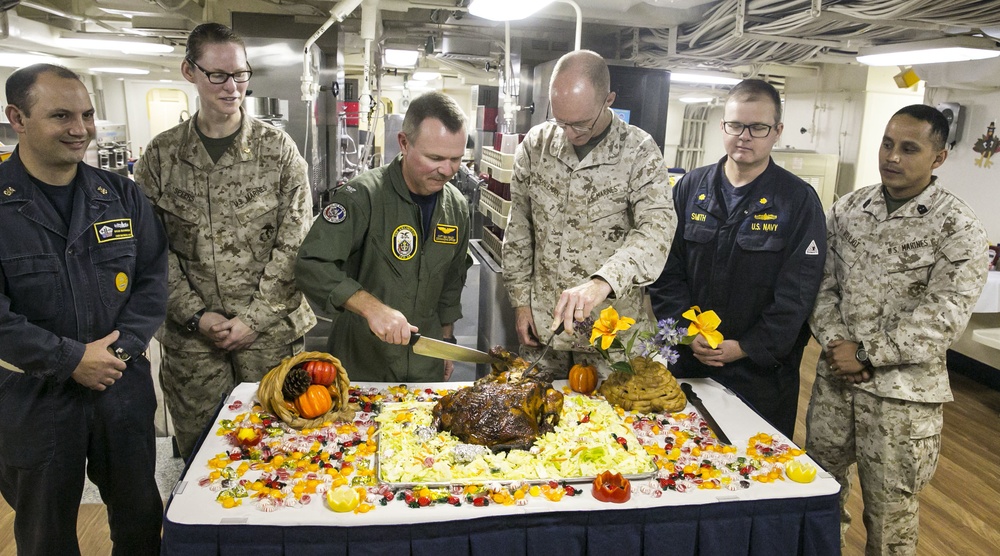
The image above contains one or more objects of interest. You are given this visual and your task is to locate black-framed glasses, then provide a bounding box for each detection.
[547,104,605,134]
[186,58,253,84]
[722,121,774,138]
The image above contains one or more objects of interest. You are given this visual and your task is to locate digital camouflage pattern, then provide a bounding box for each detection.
[503,114,676,357]
[807,178,987,554]
[807,375,943,555]
[809,179,988,402]
[134,110,316,351]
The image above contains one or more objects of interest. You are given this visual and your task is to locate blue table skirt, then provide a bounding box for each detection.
[161,492,840,556]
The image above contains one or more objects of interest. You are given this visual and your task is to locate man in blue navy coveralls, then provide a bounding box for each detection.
[0,64,168,555]
[648,79,826,438]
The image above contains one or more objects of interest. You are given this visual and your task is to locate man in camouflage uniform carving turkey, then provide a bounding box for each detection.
[134,23,315,458]
[503,50,676,378]
[807,104,988,555]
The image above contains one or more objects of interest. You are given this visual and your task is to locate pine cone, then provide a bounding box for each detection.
[282,367,311,399]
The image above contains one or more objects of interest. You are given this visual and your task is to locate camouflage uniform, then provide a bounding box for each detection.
[295,156,471,382]
[134,110,316,457]
[807,179,988,555]
[503,114,676,378]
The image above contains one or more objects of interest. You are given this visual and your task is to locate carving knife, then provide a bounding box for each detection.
[408,333,496,364]
[0,358,25,374]
[680,382,732,445]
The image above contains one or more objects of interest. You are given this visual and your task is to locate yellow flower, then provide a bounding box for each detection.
[682,305,724,349]
[589,306,635,350]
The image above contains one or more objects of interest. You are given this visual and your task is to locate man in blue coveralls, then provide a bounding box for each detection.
[648,79,826,438]
[0,64,168,555]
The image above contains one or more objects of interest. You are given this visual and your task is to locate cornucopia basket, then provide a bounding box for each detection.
[257,351,356,429]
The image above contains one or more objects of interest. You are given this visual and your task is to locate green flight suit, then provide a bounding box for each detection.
[295,156,471,382]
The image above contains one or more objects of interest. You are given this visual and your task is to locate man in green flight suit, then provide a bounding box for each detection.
[296,92,471,382]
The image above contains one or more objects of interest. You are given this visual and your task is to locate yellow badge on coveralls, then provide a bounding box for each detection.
[392,224,418,261]
[94,218,134,243]
[115,272,128,292]
[433,224,459,245]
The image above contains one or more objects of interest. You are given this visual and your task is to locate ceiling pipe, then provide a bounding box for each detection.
[20,1,135,35]
[301,0,364,102]
[554,0,582,51]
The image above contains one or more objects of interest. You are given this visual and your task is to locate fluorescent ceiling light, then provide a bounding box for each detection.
[54,37,173,54]
[411,70,442,81]
[91,67,150,75]
[385,49,419,67]
[468,0,555,21]
[404,81,433,92]
[0,52,60,68]
[679,96,714,104]
[670,72,741,86]
[857,36,1000,66]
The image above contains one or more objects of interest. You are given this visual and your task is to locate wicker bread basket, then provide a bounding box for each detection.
[257,351,356,429]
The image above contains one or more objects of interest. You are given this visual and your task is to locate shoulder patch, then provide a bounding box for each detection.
[322,203,347,224]
[805,239,819,256]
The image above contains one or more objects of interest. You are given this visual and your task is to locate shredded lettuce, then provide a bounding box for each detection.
[375,395,655,484]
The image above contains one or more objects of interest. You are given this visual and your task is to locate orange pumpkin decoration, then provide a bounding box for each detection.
[295,384,333,418]
[569,364,599,394]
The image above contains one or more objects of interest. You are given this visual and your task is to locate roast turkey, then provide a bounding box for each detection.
[431,347,564,452]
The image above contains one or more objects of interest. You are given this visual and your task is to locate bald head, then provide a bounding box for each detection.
[550,50,610,104]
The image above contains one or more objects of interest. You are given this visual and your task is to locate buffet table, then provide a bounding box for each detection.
[161,378,840,555]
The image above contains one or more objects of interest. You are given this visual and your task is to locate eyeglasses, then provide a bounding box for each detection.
[722,121,774,138]
[547,104,605,134]
[186,58,253,84]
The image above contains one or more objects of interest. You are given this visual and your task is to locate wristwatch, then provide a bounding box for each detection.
[855,342,870,367]
[186,309,206,333]
[108,346,131,362]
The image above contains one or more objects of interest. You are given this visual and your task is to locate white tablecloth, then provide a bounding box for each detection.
[973,271,1000,313]
[165,379,839,527]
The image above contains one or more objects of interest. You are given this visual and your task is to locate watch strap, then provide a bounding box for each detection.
[186,308,206,332]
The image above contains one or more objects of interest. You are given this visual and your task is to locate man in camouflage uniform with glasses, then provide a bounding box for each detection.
[503,50,676,379]
[807,104,988,554]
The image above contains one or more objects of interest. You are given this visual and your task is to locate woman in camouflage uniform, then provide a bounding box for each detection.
[134,23,315,458]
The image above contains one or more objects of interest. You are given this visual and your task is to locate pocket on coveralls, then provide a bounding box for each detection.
[91,240,137,308]
[0,255,63,321]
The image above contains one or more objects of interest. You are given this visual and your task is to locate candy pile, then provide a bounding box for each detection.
[630,413,804,493]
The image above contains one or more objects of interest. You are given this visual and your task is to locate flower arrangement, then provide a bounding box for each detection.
[577,305,724,375]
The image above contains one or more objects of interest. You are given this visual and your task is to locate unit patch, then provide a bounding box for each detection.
[115,272,129,292]
[805,240,820,256]
[94,218,134,243]
[323,203,348,224]
[433,224,459,245]
[392,224,418,260]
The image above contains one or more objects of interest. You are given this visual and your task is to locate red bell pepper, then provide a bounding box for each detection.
[592,470,631,503]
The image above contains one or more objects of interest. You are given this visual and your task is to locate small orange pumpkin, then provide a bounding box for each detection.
[569,364,599,394]
[295,384,333,418]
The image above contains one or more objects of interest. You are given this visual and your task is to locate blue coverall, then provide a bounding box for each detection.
[648,157,827,437]
[0,149,169,555]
